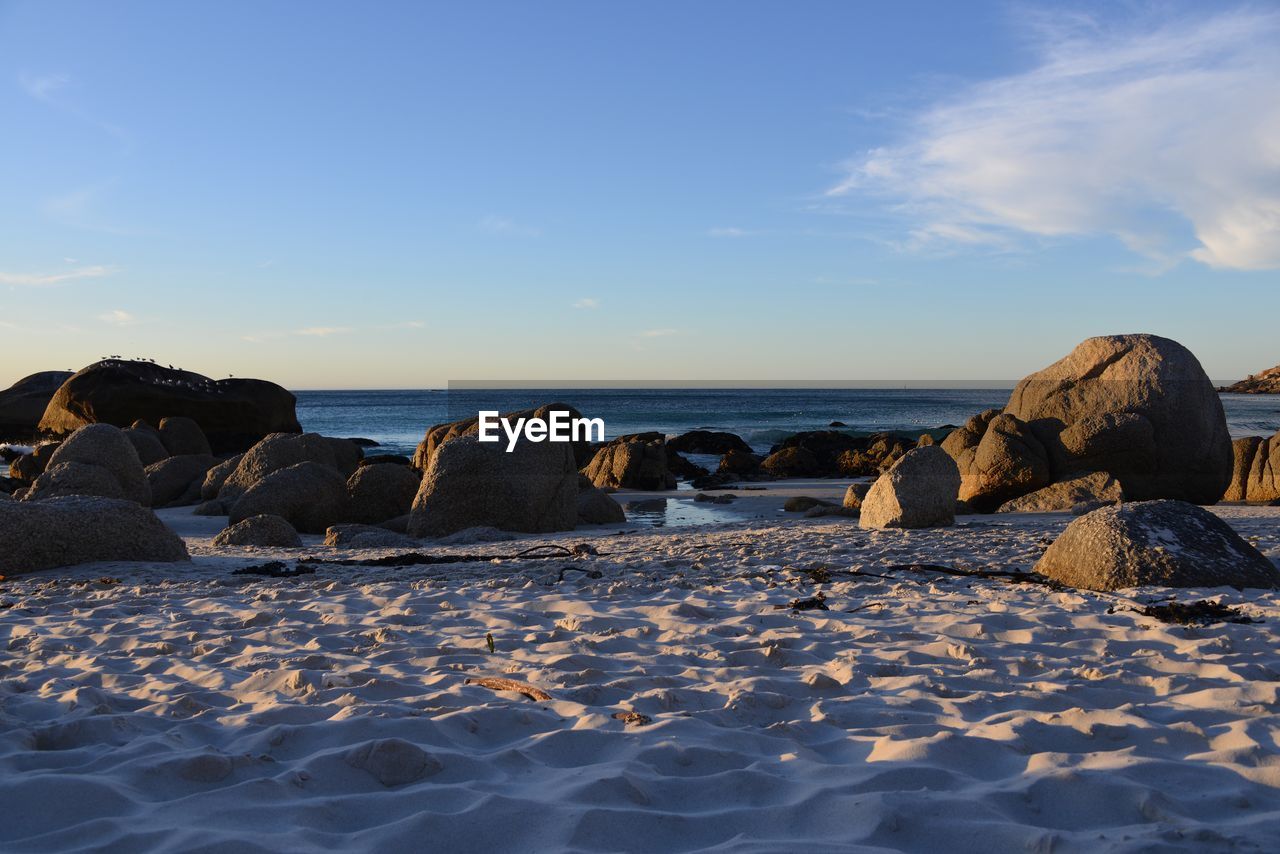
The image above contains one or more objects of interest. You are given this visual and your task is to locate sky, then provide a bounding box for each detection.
[1,0,1277,388]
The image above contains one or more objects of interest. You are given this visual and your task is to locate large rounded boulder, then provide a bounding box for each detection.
[860,446,961,529]
[1004,335,1231,504]
[1224,432,1280,503]
[412,402,592,471]
[123,423,169,466]
[25,423,150,505]
[147,454,218,507]
[345,464,420,524]
[212,514,303,548]
[157,416,213,457]
[217,433,361,504]
[582,433,676,491]
[0,495,188,576]
[667,430,752,455]
[408,435,578,537]
[1035,500,1279,591]
[38,359,301,453]
[227,461,349,534]
[952,413,1051,511]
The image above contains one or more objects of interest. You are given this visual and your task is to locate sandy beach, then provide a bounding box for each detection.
[6,2,1280,848]
[3,498,1279,852]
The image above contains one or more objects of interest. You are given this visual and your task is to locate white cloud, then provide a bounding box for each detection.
[19,71,70,101]
[478,215,540,237]
[830,7,1280,271]
[0,264,116,287]
[99,309,137,326]
[639,328,678,338]
[295,326,349,337]
[708,227,751,238]
[19,72,132,153]
[572,298,600,309]
[241,326,352,343]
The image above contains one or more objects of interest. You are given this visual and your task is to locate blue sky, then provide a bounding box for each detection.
[1,0,1277,388]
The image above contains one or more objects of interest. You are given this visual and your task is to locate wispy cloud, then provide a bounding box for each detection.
[572,298,600,309]
[639,328,678,338]
[295,326,350,337]
[829,7,1280,271]
[242,322,418,343]
[18,72,132,153]
[0,264,116,288]
[98,309,138,326]
[707,227,752,238]
[478,215,541,237]
[19,72,70,101]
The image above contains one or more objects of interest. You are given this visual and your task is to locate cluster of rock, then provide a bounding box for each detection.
[1219,365,1280,394]
[196,432,421,535]
[34,359,300,452]
[8,419,225,508]
[941,335,1232,512]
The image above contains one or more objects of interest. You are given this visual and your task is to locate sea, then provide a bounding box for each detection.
[294,389,1280,458]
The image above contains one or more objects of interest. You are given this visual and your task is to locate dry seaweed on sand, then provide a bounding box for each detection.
[302,543,601,567]
[1111,599,1261,626]
[881,563,1064,589]
[232,561,317,578]
[775,592,829,611]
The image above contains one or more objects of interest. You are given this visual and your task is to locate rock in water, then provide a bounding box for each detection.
[0,371,72,441]
[760,447,821,478]
[227,461,349,534]
[1220,364,1280,394]
[212,514,303,548]
[582,433,676,490]
[0,495,189,576]
[37,359,300,453]
[1035,500,1280,591]
[718,449,761,476]
[667,430,752,455]
[408,435,578,537]
[1004,334,1231,504]
[25,424,151,505]
[859,446,961,529]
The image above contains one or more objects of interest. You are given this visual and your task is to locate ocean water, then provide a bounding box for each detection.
[294,389,1280,457]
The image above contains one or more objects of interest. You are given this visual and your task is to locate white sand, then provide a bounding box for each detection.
[2,504,1279,852]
